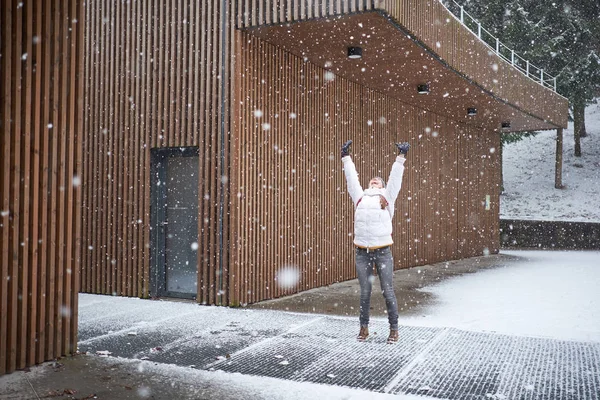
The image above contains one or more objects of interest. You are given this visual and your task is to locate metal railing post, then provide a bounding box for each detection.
[442,0,557,93]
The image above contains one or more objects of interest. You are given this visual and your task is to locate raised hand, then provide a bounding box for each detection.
[395,142,410,155]
[341,140,353,158]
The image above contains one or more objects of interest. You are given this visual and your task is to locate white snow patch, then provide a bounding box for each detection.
[404,250,600,342]
[501,101,600,222]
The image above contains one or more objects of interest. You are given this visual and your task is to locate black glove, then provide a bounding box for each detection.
[341,140,352,158]
[395,142,410,155]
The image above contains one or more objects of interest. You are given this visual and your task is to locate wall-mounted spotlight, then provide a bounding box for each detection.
[417,83,430,94]
[467,107,477,116]
[347,46,362,59]
[501,121,511,129]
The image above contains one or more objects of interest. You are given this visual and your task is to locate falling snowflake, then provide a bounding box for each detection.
[72,176,81,187]
[137,386,151,398]
[276,265,300,289]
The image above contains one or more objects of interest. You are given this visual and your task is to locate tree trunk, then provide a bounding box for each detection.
[580,106,587,137]
[573,100,584,156]
[555,128,563,189]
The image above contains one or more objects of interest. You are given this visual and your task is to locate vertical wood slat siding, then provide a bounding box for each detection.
[0,0,84,375]
[83,1,234,306]
[237,0,568,129]
[230,32,500,306]
[237,0,371,27]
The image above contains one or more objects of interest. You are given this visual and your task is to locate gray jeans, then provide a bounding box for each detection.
[355,246,398,330]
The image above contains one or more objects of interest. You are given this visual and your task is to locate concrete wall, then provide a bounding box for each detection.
[500,219,600,250]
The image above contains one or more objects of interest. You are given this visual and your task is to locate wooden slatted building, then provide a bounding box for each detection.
[1,0,84,375]
[1,0,567,374]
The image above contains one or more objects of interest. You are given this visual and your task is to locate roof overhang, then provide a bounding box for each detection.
[243,11,568,133]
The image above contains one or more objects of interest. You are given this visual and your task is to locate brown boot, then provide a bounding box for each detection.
[387,329,398,344]
[357,326,369,341]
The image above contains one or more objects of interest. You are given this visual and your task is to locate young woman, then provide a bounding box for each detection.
[340,140,410,344]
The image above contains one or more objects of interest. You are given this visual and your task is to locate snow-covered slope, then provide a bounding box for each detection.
[500,101,600,222]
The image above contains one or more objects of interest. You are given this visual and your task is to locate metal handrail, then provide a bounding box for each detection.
[439,0,557,92]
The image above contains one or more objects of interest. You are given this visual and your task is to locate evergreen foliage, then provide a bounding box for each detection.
[446,0,600,146]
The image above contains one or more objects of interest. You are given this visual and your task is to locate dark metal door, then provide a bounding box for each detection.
[151,147,199,299]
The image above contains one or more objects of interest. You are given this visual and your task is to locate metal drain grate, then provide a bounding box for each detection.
[214,318,443,392]
[389,330,600,400]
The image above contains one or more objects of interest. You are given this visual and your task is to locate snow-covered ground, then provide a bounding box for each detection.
[501,101,600,222]
[69,249,600,400]
[107,360,443,400]
[404,250,600,343]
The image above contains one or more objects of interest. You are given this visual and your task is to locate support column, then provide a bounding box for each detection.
[555,128,563,189]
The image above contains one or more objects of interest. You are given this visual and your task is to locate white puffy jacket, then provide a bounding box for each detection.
[342,155,406,249]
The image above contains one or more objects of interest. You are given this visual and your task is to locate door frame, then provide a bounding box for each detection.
[150,146,200,299]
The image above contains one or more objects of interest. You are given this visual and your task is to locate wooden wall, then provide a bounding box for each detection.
[0,0,84,375]
[228,32,500,306]
[236,0,568,129]
[235,0,374,26]
[81,1,236,305]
